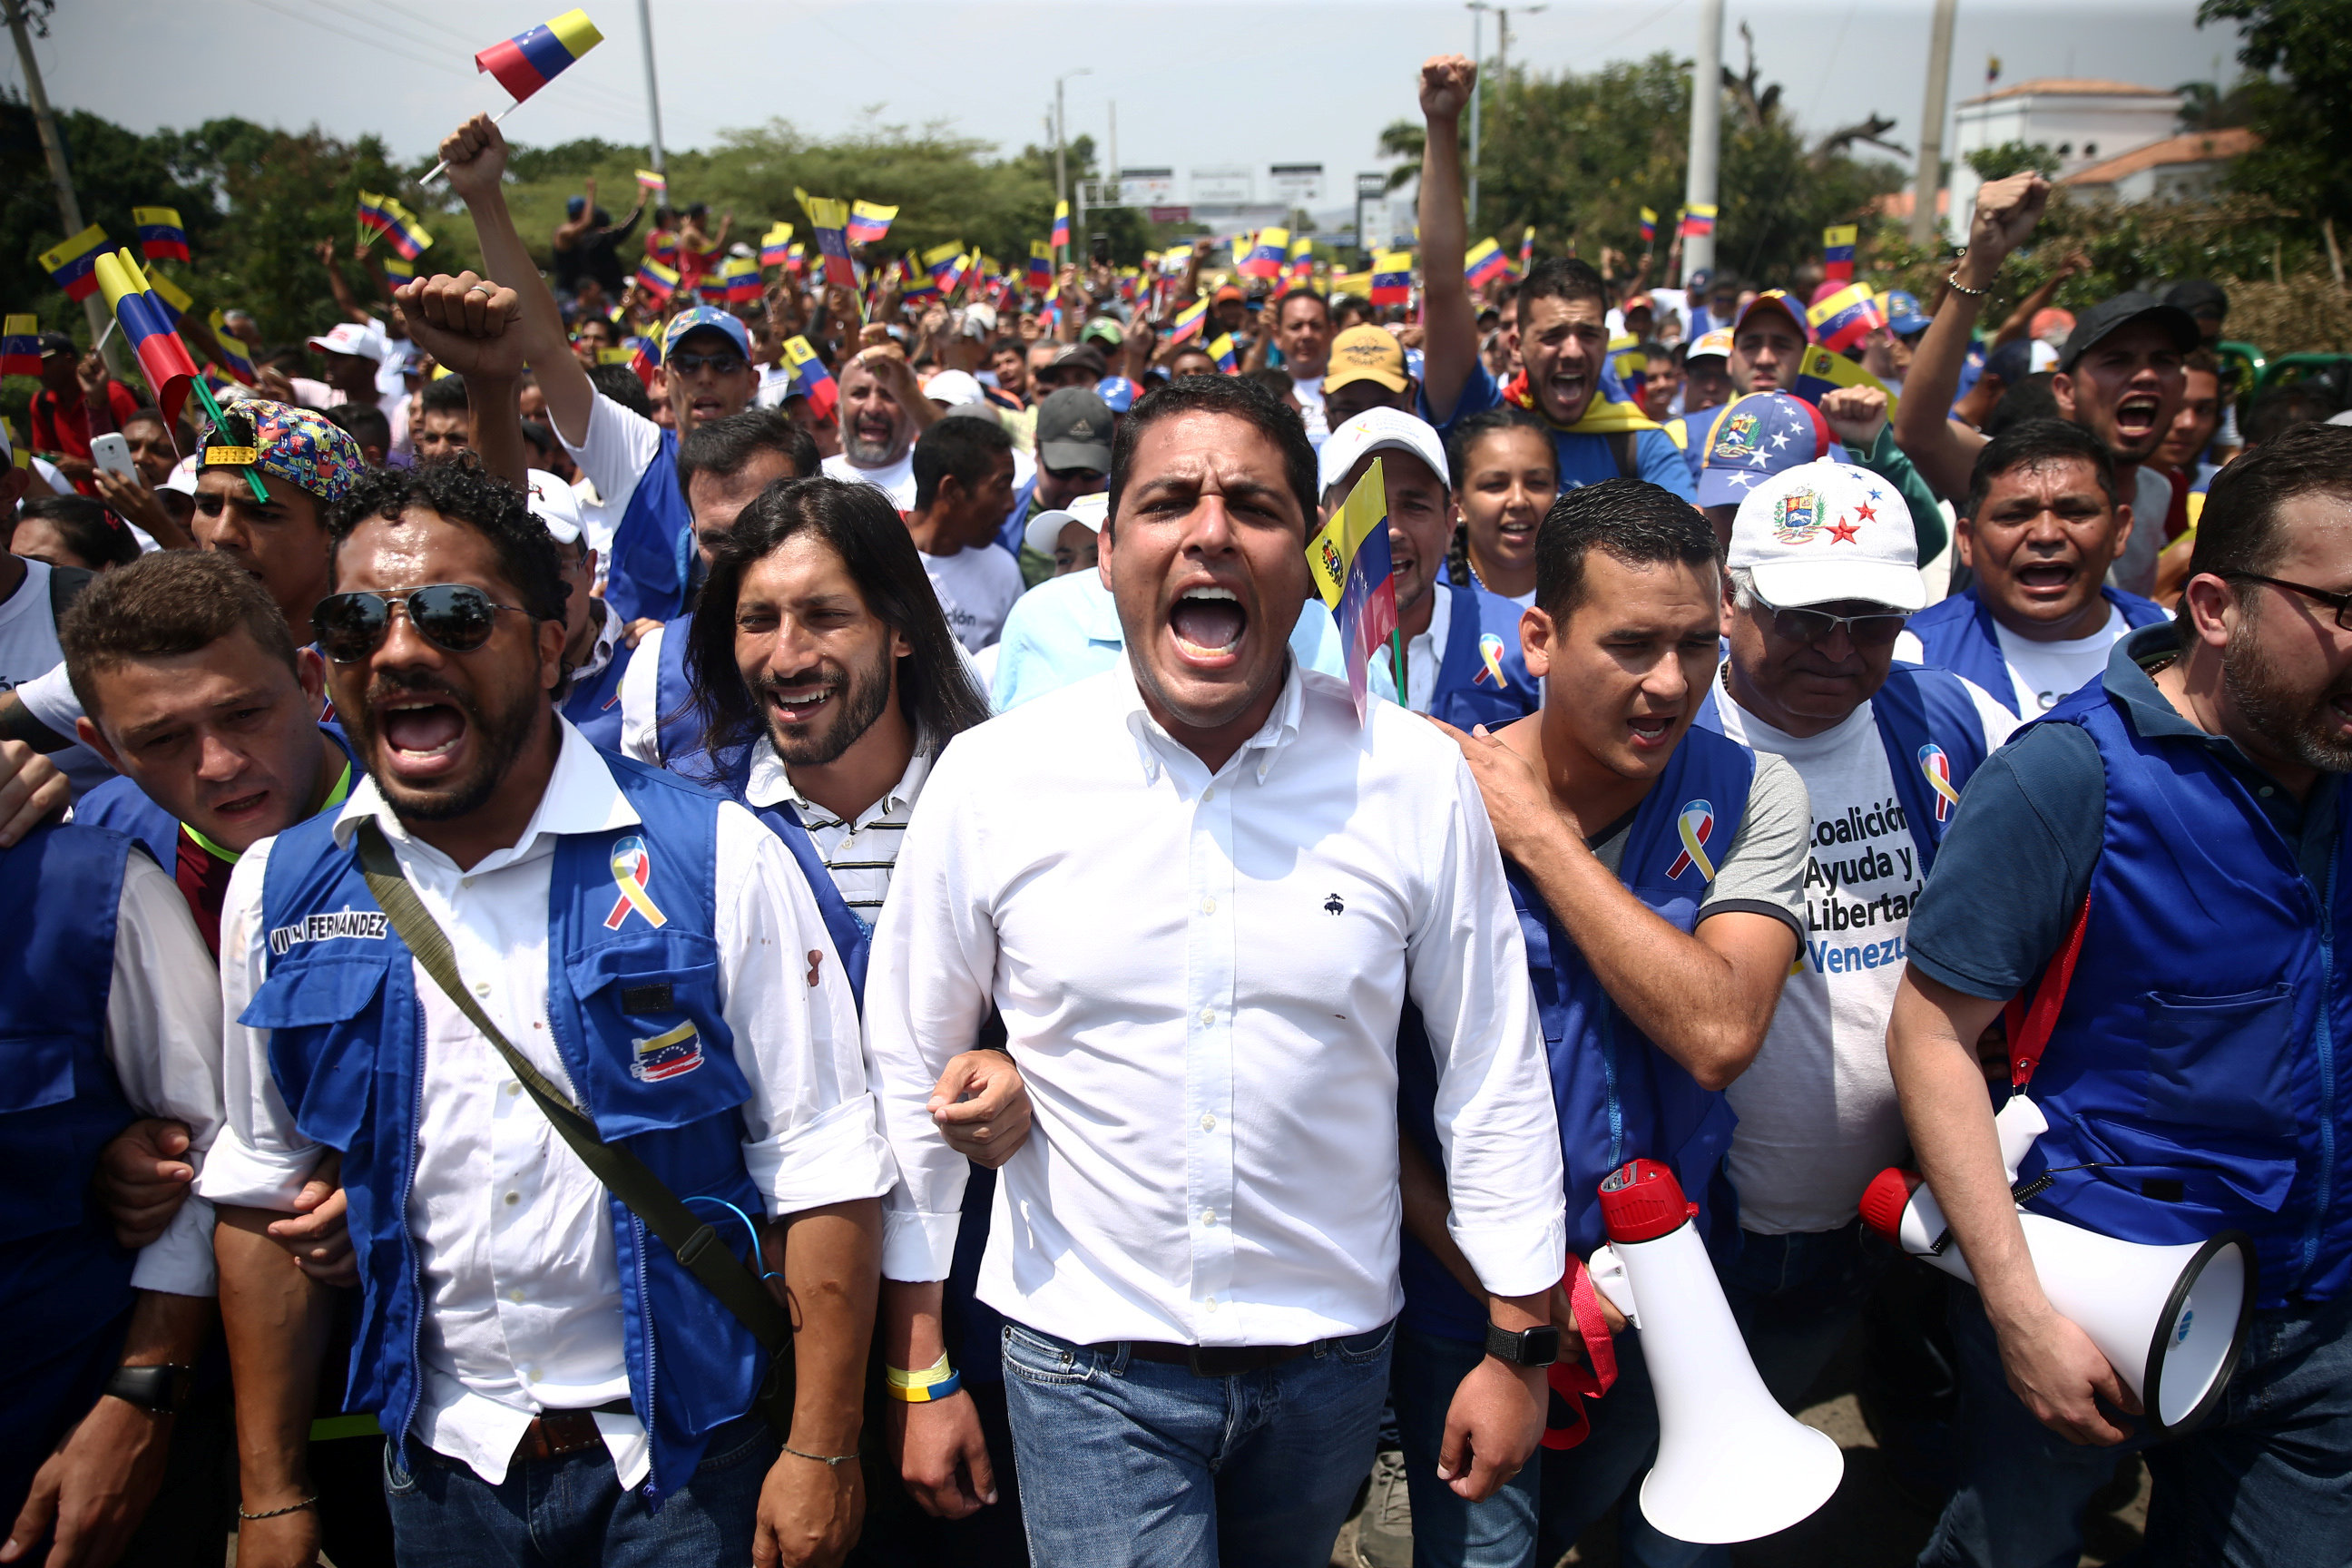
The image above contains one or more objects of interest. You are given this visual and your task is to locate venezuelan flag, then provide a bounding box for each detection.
[40,224,110,302]
[847,201,898,246]
[1370,250,1413,306]
[1639,207,1658,246]
[1822,224,1858,283]
[1169,298,1208,344]
[1464,237,1507,289]
[381,254,416,282]
[1,316,39,377]
[1051,201,1070,250]
[358,194,433,260]
[1239,227,1287,280]
[1681,204,1717,238]
[717,255,761,304]
[1027,240,1054,294]
[1208,332,1238,374]
[94,250,198,428]
[797,191,858,289]
[760,222,794,269]
[149,270,193,325]
[1793,342,1899,420]
[475,9,603,104]
[209,310,257,386]
[1806,282,1882,355]
[1517,226,1535,276]
[1288,233,1315,287]
[636,169,667,196]
[1304,456,1398,724]
[782,335,838,418]
[635,256,681,301]
[134,207,191,263]
[625,334,660,387]
[925,241,967,297]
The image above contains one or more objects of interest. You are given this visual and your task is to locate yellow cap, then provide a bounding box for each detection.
[1324,326,1409,394]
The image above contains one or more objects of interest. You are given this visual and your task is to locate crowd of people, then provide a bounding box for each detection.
[0,48,2346,1568]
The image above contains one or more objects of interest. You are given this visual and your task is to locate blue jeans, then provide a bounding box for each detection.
[998,1318,1393,1568]
[381,1415,775,1566]
[1387,1323,1715,1568]
[1720,1220,1888,1410]
[1919,1288,2352,1568]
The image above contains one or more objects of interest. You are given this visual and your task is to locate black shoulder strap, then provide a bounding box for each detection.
[47,564,94,622]
[1607,430,1639,480]
[353,820,797,1422]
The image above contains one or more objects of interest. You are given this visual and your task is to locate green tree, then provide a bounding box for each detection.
[1964,141,2062,181]
[2199,0,2352,229]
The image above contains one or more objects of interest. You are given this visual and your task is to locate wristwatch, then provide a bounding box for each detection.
[1484,1321,1562,1369]
[103,1364,197,1416]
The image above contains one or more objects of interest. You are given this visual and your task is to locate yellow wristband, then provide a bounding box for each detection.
[884,1352,954,1390]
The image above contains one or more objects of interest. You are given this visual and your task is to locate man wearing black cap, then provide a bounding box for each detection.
[1896,173,2194,596]
[1032,344,1108,398]
[1005,387,1114,583]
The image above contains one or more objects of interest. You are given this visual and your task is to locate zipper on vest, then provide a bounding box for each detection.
[632,1211,662,1500]
[2298,845,2341,1295]
[397,995,429,1446]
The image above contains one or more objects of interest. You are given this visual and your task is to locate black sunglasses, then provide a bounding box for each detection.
[311,584,529,663]
[2222,571,2352,632]
[1752,590,1908,648]
[668,350,746,377]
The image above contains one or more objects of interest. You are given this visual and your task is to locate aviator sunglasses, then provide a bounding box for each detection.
[311,584,529,663]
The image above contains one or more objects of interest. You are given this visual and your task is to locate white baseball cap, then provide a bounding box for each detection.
[525,467,586,545]
[307,321,386,363]
[922,369,985,408]
[1730,459,1925,612]
[161,456,200,497]
[1024,489,1109,558]
[1317,406,1450,498]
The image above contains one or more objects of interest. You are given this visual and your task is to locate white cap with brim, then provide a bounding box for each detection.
[1317,406,1451,497]
[525,467,586,545]
[1729,459,1926,612]
[1024,490,1109,558]
[307,321,386,363]
[923,369,985,407]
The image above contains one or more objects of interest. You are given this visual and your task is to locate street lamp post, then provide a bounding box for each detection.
[1054,68,1093,263]
[1465,3,1487,230]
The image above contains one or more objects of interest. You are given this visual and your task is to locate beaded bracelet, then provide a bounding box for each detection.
[238,1495,318,1521]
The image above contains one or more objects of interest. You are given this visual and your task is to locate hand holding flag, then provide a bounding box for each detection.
[422,10,603,181]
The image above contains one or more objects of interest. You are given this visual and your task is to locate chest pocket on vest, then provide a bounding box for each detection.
[241,956,389,1150]
[2142,983,2298,1138]
[564,931,749,1140]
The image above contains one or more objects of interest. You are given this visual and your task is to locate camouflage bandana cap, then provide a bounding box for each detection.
[200,397,367,505]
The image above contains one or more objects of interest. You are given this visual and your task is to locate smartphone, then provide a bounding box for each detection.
[91,432,136,484]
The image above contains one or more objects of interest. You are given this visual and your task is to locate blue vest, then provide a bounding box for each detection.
[652,614,708,766]
[1424,583,1541,733]
[564,629,637,751]
[1905,584,2169,717]
[1397,728,1759,1339]
[603,430,693,627]
[691,740,873,1005]
[76,724,358,875]
[2014,684,2352,1307]
[242,756,768,1502]
[0,825,138,1351]
[1694,663,1992,881]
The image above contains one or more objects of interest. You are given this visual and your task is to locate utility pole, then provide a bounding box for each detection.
[1465,2,1487,229]
[1680,0,1723,284]
[4,0,120,366]
[1054,68,1092,264]
[634,0,667,178]
[1495,5,1546,91]
[1910,0,1958,246]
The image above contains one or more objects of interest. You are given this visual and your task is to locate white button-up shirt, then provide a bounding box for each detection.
[200,722,892,1487]
[743,740,929,922]
[1401,583,1453,716]
[866,662,1564,1348]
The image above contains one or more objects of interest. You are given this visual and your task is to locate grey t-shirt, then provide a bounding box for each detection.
[1588,749,1811,943]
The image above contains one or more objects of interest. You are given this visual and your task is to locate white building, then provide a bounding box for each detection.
[1945,79,2182,241]
[2060,127,2260,204]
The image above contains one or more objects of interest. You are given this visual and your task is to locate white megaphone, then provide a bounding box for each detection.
[1858,1100,2256,1435]
[1593,1159,1844,1544]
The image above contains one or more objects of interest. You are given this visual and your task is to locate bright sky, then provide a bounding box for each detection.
[16,1,2233,207]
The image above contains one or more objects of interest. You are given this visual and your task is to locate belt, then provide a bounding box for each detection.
[514,1400,636,1464]
[1115,1341,1321,1377]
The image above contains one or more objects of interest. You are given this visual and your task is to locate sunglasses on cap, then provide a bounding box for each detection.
[311,584,530,663]
[1751,590,1907,648]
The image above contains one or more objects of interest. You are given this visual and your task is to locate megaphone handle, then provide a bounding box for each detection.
[1541,1254,1621,1451]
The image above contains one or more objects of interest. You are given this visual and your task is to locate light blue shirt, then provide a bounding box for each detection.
[991,572,1398,711]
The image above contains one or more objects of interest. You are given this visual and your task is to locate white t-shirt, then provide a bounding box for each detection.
[0,557,116,798]
[560,391,665,522]
[822,450,916,512]
[1290,374,1328,449]
[922,545,1023,652]
[1993,604,2129,717]
[1714,673,2017,1233]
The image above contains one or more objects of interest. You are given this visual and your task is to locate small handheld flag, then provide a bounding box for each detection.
[1239,227,1287,280]
[1792,343,1900,419]
[1288,232,1315,286]
[717,255,762,305]
[93,249,199,430]
[760,222,795,269]
[1517,225,1535,276]
[209,310,257,386]
[634,256,681,301]
[475,8,603,103]
[380,254,416,282]
[1681,204,1718,239]
[1304,456,1399,724]
[923,241,968,298]
[148,270,193,326]
[1806,282,1885,355]
[1,316,39,377]
[1208,332,1238,374]
[1822,224,1858,284]
[1051,201,1071,250]
[133,207,191,263]
[1639,207,1659,246]
[1370,251,1414,307]
[636,168,668,196]
[1169,299,1208,344]
[1027,240,1054,295]
[1464,238,1508,289]
[796,191,858,289]
[357,194,433,260]
[40,225,110,302]
[781,335,838,418]
[847,201,899,246]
